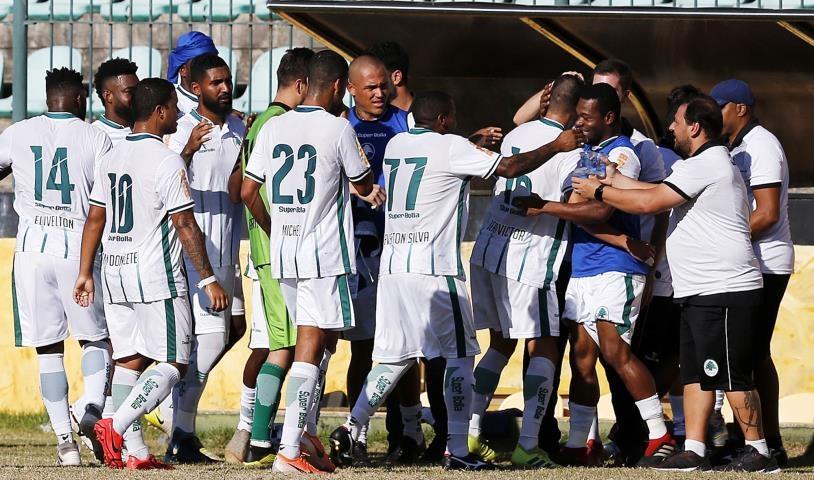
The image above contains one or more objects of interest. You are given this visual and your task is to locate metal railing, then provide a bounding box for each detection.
[0,0,320,123]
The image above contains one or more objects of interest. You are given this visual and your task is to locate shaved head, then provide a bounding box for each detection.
[348,55,391,119]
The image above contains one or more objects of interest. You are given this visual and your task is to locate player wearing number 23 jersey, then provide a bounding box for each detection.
[244,105,370,330]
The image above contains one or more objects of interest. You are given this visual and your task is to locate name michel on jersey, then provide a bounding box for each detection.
[485,219,530,241]
[34,215,75,229]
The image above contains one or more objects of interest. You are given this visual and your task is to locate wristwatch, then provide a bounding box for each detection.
[594,184,606,202]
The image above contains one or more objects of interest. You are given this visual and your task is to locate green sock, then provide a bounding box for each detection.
[250,362,286,448]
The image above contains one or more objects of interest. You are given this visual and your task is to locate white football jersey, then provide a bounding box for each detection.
[470,118,579,289]
[245,105,370,279]
[168,110,245,267]
[0,112,112,260]
[92,115,131,147]
[381,128,503,278]
[176,84,199,115]
[89,133,195,303]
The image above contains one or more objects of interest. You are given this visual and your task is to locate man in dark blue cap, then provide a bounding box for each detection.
[711,79,793,467]
[167,31,219,115]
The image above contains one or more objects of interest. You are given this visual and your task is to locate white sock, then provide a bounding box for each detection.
[237,384,256,432]
[305,350,332,436]
[75,341,111,416]
[685,438,706,457]
[566,402,595,448]
[469,348,509,438]
[113,364,180,436]
[173,332,225,437]
[38,354,72,442]
[346,359,415,441]
[635,394,668,439]
[746,439,770,457]
[518,356,555,450]
[357,422,369,445]
[444,357,475,458]
[102,395,115,419]
[279,362,319,458]
[400,403,424,444]
[669,395,685,436]
[588,413,601,442]
[714,390,725,412]
[111,367,149,459]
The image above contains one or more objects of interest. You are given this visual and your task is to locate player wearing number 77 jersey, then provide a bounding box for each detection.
[73,78,229,469]
[0,68,113,467]
[329,91,585,471]
[241,50,376,474]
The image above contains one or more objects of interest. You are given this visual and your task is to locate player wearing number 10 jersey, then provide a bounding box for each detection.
[0,68,113,467]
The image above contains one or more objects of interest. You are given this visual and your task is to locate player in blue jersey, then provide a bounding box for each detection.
[559,84,675,467]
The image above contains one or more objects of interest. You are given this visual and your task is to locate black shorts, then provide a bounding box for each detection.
[754,274,790,360]
[678,289,763,392]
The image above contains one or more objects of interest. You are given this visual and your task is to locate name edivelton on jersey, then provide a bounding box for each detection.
[383,231,431,245]
[485,219,530,241]
[34,215,74,229]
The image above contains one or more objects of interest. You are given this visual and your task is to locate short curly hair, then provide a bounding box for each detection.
[45,67,84,97]
[94,58,138,103]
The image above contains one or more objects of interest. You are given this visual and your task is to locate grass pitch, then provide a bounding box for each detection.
[0,411,812,479]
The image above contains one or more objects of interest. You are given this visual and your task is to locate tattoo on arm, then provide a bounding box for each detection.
[172,211,215,279]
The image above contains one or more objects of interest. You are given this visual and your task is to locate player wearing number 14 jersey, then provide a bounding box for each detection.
[0,68,112,467]
[329,91,584,471]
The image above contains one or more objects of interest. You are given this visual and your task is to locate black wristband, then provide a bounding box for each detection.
[594,184,606,202]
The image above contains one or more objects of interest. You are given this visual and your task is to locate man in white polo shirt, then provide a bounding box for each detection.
[711,79,794,466]
[572,95,777,473]
[166,53,245,463]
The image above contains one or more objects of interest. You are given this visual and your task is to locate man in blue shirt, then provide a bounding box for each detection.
[560,84,675,467]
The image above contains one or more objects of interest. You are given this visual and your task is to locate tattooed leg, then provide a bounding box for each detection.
[727,390,764,441]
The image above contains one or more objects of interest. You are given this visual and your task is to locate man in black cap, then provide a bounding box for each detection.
[711,79,793,466]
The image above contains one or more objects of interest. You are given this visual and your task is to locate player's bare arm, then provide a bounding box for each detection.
[750,186,781,237]
[350,169,374,197]
[468,126,503,148]
[73,205,106,308]
[180,120,214,165]
[572,175,685,215]
[511,192,607,225]
[351,182,385,208]
[228,159,242,204]
[494,128,585,178]
[512,83,551,126]
[241,176,271,235]
[172,208,229,312]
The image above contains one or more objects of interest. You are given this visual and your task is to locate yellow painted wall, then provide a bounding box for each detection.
[1,239,813,412]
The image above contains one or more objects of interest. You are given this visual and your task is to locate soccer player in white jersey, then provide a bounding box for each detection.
[468,74,594,468]
[713,79,794,465]
[242,50,376,474]
[92,58,139,146]
[329,90,584,471]
[73,78,229,469]
[0,68,112,467]
[573,95,776,473]
[165,53,246,463]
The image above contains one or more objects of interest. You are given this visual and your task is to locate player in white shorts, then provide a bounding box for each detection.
[164,53,246,462]
[553,83,674,467]
[468,74,589,468]
[0,68,113,467]
[73,78,229,470]
[329,90,584,471]
[92,58,138,146]
[242,50,376,474]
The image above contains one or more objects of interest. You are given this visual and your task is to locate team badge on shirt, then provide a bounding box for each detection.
[596,306,609,320]
[704,359,719,377]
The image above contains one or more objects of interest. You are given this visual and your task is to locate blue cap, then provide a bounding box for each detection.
[710,79,755,107]
[166,31,218,84]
